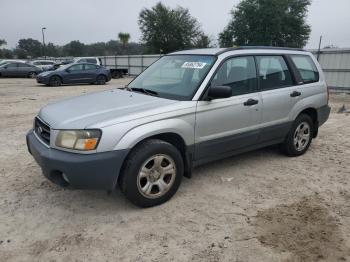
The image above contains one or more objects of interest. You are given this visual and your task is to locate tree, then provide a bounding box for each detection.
[194,33,212,48]
[63,40,86,56]
[118,32,131,54]
[17,38,43,57]
[45,43,60,57]
[118,33,130,47]
[139,2,204,53]
[219,0,311,48]
[0,39,7,48]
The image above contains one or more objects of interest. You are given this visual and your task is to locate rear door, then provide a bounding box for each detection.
[17,63,33,77]
[195,56,261,161]
[256,55,299,143]
[83,64,98,82]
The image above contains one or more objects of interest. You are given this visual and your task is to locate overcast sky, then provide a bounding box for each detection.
[1,0,349,49]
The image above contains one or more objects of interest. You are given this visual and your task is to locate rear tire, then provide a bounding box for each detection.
[49,76,62,87]
[119,139,184,207]
[281,114,314,156]
[95,75,106,85]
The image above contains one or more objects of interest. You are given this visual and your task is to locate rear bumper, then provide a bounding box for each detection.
[26,130,128,190]
[317,105,331,126]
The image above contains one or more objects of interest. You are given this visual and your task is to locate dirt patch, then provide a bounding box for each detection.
[254,196,350,261]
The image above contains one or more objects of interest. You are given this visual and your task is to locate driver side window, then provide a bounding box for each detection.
[69,64,84,71]
[211,56,257,96]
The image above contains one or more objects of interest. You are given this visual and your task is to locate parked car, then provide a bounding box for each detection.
[73,57,102,65]
[73,57,127,78]
[0,59,26,67]
[26,47,330,207]
[0,62,42,78]
[36,63,111,86]
[29,60,56,71]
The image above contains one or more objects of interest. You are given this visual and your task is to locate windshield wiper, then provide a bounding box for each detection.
[130,87,159,97]
[123,85,133,92]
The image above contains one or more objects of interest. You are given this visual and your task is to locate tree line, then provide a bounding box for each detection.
[0,0,311,59]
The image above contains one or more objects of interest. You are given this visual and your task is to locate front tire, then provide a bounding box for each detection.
[49,76,62,87]
[281,114,314,156]
[119,139,184,207]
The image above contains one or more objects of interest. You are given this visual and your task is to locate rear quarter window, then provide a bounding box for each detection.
[291,55,319,84]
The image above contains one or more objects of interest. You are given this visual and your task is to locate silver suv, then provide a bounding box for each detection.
[26,47,330,207]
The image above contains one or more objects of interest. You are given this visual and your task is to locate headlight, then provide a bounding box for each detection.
[55,130,101,151]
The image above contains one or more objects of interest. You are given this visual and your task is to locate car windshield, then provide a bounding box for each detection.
[128,55,216,100]
[0,61,10,67]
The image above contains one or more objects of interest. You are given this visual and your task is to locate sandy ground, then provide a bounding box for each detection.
[0,78,350,262]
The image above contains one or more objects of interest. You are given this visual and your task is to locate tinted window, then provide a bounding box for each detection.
[257,56,293,91]
[18,63,30,67]
[69,64,84,71]
[211,56,257,96]
[291,55,319,83]
[86,59,97,64]
[6,63,18,68]
[84,64,97,70]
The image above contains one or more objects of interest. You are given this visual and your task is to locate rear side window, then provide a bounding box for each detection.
[290,55,319,83]
[211,56,257,96]
[256,56,293,91]
[86,59,97,64]
[84,64,97,70]
[7,63,18,68]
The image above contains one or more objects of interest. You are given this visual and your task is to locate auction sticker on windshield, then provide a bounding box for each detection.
[182,62,207,69]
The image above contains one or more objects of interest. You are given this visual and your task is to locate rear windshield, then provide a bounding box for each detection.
[128,55,216,100]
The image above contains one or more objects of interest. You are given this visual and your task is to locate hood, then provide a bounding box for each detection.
[39,89,178,129]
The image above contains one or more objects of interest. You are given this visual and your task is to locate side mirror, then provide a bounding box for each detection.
[207,85,232,100]
[65,69,70,73]
[3,66,7,69]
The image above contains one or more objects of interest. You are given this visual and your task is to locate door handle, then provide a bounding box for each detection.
[244,98,259,106]
[290,91,301,97]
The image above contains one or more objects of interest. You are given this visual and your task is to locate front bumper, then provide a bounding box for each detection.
[26,130,128,190]
[36,76,49,84]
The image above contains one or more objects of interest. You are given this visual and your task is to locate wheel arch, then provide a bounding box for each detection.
[114,118,195,179]
[50,74,63,82]
[295,107,318,138]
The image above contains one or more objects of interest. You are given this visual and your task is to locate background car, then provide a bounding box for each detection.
[0,59,27,67]
[73,57,102,65]
[29,60,56,71]
[0,61,43,78]
[36,63,111,86]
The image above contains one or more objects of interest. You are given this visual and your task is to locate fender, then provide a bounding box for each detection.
[113,118,195,151]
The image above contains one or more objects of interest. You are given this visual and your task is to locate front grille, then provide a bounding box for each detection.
[34,117,50,145]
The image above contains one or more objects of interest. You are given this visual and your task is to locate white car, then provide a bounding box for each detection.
[30,60,56,71]
[73,57,102,66]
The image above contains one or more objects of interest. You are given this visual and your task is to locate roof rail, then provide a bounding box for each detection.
[217,46,305,55]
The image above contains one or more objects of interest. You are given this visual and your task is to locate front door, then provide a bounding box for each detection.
[194,56,262,161]
[65,64,85,83]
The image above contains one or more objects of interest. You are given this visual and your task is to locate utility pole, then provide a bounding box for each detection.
[42,27,46,59]
[317,35,322,61]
